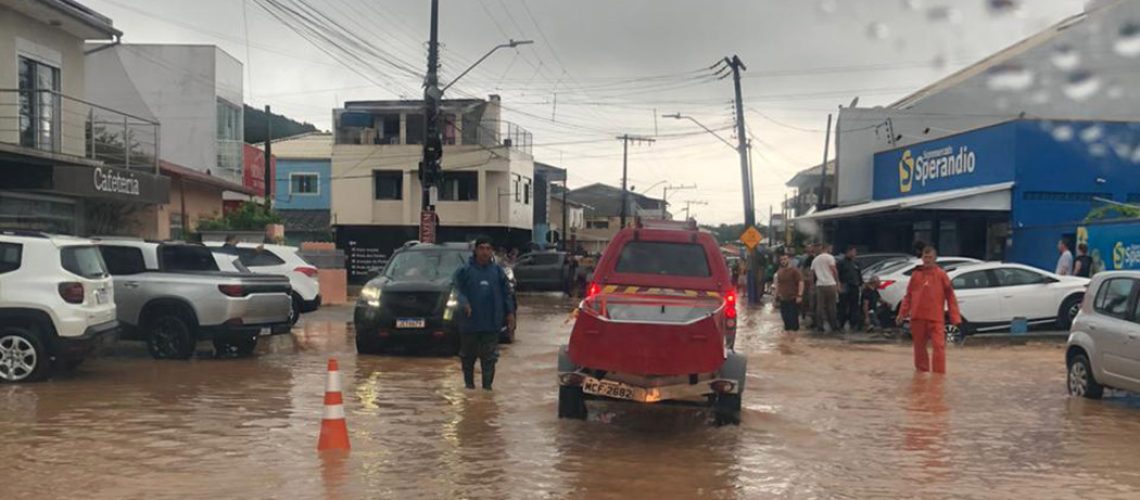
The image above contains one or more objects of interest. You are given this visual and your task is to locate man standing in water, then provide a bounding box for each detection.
[896,246,960,374]
[453,236,516,390]
[773,253,804,332]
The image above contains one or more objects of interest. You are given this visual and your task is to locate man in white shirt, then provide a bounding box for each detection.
[1056,240,1074,276]
[810,243,840,333]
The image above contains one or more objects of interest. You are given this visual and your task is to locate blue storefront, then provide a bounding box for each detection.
[826,119,1140,271]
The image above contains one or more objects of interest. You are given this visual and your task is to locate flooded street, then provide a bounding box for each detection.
[3,295,1140,499]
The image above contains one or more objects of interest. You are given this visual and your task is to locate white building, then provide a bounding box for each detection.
[330,96,535,282]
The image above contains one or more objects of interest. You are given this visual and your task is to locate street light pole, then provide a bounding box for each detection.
[441,39,533,93]
[663,184,696,219]
[662,113,736,151]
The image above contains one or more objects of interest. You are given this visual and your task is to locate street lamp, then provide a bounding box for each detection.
[663,113,736,151]
[441,39,534,92]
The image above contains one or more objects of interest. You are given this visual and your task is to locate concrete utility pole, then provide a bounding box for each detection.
[418,0,444,243]
[264,105,272,209]
[818,113,832,210]
[617,134,655,228]
[663,184,696,219]
[720,54,760,304]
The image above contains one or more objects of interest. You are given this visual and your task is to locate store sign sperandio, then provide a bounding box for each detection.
[898,146,977,194]
[93,166,140,196]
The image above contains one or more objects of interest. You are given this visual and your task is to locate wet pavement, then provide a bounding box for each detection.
[3,294,1140,499]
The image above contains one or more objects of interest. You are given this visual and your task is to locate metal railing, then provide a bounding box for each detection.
[472,120,532,155]
[0,89,160,173]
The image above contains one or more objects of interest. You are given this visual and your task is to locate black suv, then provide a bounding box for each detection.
[354,242,515,356]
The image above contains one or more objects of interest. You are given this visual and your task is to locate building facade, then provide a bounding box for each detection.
[563,183,668,253]
[86,43,252,239]
[267,132,332,245]
[0,0,170,235]
[330,96,535,283]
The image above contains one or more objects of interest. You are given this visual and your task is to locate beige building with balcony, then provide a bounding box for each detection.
[331,96,536,283]
[0,0,170,235]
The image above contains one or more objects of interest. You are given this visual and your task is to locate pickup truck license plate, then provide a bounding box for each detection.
[583,378,643,401]
[95,289,109,305]
[396,318,426,329]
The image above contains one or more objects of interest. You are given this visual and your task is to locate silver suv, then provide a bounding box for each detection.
[1066,271,1140,399]
[0,232,117,382]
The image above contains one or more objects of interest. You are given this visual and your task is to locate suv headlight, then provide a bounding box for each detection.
[361,284,382,307]
[443,289,459,321]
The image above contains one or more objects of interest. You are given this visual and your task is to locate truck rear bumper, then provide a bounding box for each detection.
[558,371,742,403]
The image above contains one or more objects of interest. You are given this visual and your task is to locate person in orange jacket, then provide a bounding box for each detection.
[896,246,961,374]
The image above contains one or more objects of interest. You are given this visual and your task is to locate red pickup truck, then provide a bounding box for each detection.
[557,219,747,425]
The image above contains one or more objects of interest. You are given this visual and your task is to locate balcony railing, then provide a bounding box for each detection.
[471,120,532,155]
[0,89,160,173]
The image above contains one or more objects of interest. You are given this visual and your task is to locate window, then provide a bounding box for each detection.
[587,220,610,230]
[18,56,60,150]
[952,271,994,290]
[160,245,220,272]
[406,114,425,145]
[61,246,108,279]
[1094,278,1135,319]
[99,246,148,275]
[995,267,1048,287]
[615,242,711,277]
[216,99,243,181]
[236,247,286,267]
[169,213,185,241]
[373,171,403,200]
[524,178,532,205]
[384,250,467,279]
[291,173,319,195]
[440,172,478,201]
[514,176,521,202]
[0,243,22,273]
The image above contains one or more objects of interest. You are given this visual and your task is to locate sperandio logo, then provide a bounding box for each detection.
[1113,241,1140,269]
[897,146,977,193]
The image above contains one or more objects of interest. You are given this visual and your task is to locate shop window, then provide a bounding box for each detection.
[373,171,403,200]
[0,243,22,274]
[440,172,477,201]
[939,220,960,256]
[291,173,319,195]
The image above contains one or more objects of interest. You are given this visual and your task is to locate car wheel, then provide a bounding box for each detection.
[713,393,742,426]
[945,321,969,345]
[147,313,196,360]
[1068,352,1104,399]
[1058,295,1083,330]
[558,385,587,420]
[213,336,258,358]
[288,295,303,326]
[0,327,50,383]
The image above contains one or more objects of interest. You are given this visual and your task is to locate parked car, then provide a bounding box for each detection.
[0,232,118,383]
[862,255,916,281]
[852,252,911,271]
[513,250,570,291]
[355,241,516,356]
[1066,271,1140,399]
[96,239,293,359]
[557,219,747,425]
[945,262,1088,342]
[206,242,321,325]
[875,257,983,312]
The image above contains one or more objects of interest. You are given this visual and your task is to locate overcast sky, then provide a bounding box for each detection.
[86,0,1088,224]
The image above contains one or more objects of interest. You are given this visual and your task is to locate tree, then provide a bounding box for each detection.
[196,201,282,232]
[244,105,319,144]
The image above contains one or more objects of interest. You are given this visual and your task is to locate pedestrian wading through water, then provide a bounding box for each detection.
[452,236,516,390]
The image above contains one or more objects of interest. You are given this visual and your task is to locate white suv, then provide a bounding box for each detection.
[0,232,117,382]
[207,243,321,324]
[1067,271,1140,399]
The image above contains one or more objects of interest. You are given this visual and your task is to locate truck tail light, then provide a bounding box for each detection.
[586,282,601,298]
[218,284,247,297]
[58,282,85,304]
[878,280,896,290]
[724,288,738,319]
[294,266,318,278]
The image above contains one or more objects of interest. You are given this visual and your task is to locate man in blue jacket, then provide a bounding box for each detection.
[453,236,516,390]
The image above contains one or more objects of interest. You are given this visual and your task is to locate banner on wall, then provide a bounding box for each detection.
[1081,222,1140,273]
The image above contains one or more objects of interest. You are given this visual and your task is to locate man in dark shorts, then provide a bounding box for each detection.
[453,236,516,390]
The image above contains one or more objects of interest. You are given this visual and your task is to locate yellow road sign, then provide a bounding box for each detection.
[740,225,763,249]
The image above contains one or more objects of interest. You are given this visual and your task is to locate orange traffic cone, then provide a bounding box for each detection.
[317,358,350,451]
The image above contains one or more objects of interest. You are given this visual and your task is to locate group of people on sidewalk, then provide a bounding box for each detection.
[771,242,959,375]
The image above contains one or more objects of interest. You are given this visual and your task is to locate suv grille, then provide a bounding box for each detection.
[383,292,442,317]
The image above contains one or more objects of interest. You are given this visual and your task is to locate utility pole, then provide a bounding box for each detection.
[561,179,569,251]
[662,183,696,219]
[681,200,708,221]
[818,113,832,210]
[263,105,272,210]
[720,54,760,305]
[418,0,444,243]
[617,134,655,228]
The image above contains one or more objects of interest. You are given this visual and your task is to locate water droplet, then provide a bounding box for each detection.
[1030,90,1050,104]
[987,0,1020,14]
[1089,143,1108,157]
[928,6,963,24]
[995,96,1011,110]
[1080,125,1104,143]
[985,64,1035,91]
[1052,125,1074,142]
[1108,86,1124,99]
[1114,22,1140,57]
[903,0,923,10]
[1131,147,1140,163]
[1063,70,1101,101]
[1050,45,1080,71]
[819,0,838,14]
[866,22,890,40]
[1110,140,1133,159]
[931,54,948,68]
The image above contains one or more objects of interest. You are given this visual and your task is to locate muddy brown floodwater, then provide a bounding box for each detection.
[3,295,1140,499]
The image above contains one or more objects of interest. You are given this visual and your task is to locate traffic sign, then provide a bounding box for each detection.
[740,225,763,250]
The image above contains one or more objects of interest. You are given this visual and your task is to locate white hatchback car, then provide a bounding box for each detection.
[208,243,321,324]
[873,257,983,312]
[0,232,118,382]
[946,262,1088,338]
[1066,271,1140,399]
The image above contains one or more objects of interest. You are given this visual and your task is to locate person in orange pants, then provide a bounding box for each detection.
[896,246,961,374]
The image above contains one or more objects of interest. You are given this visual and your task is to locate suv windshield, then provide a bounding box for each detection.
[615,241,710,277]
[61,245,108,279]
[385,250,467,280]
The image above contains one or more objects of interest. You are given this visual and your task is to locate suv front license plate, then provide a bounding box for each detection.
[583,378,645,401]
[396,318,426,329]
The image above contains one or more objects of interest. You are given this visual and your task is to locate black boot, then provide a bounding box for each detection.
[481,360,496,390]
[461,358,476,389]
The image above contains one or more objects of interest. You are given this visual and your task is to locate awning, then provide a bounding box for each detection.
[795,182,1013,221]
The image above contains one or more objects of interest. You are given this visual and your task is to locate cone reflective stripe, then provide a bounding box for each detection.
[318,358,350,451]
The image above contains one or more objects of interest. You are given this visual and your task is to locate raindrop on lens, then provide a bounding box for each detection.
[1114,22,1140,57]
[985,64,1034,91]
[1089,144,1108,157]
[931,54,948,68]
[927,6,963,24]
[1080,125,1104,143]
[1063,70,1101,101]
[819,0,838,14]
[1052,125,1075,142]
[1107,86,1124,99]
[903,0,923,10]
[987,0,1019,15]
[866,22,890,40]
[1051,45,1080,70]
